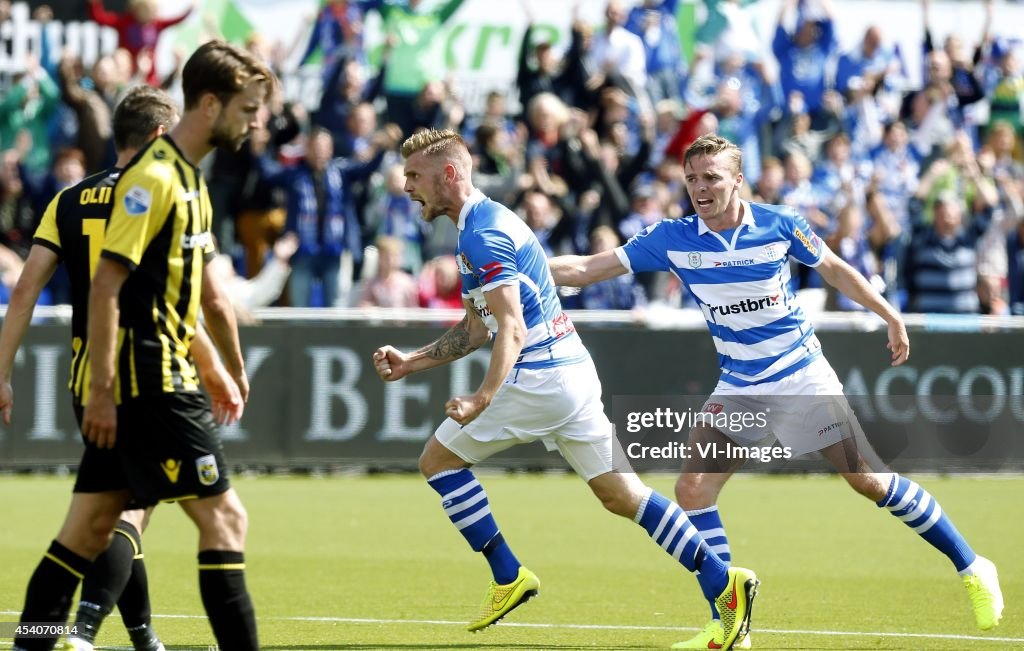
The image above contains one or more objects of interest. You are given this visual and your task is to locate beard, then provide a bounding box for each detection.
[209,118,247,152]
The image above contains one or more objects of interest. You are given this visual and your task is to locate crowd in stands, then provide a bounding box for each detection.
[2,0,1024,316]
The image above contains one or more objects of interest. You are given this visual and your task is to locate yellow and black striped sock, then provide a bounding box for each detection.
[14,540,91,650]
[198,550,258,650]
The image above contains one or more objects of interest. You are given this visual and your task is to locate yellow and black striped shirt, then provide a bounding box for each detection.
[33,168,122,405]
[99,135,216,403]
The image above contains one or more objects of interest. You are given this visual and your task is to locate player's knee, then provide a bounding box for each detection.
[844,472,887,501]
[191,492,248,548]
[674,474,707,509]
[58,516,118,559]
[215,497,249,542]
[589,477,644,518]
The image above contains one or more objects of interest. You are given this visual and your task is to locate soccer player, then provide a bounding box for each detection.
[0,85,244,651]
[548,134,1004,649]
[373,129,759,650]
[9,41,274,651]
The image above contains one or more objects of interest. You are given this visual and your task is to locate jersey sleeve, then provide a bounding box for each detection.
[783,208,828,267]
[101,162,174,270]
[32,190,64,257]
[463,228,519,294]
[616,221,672,273]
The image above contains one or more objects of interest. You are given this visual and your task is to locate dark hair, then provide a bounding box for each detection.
[112,85,178,151]
[181,40,276,110]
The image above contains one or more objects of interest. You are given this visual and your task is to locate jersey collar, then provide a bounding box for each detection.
[697,200,756,236]
[456,189,486,231]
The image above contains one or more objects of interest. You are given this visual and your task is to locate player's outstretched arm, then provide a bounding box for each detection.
[83,258,131,448]
[548,249,628,288]
[445,284,524,426]
[0,245,59,424]
[200,263,248,402]
[373,299,491,381]
[816,249,910,366]
[192,323,244,425]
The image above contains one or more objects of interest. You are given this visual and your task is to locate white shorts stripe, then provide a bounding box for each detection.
[453,505,491,530]
[443,490,487,517]
[442,480,481,503]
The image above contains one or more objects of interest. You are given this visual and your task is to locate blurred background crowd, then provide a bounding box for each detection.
[1,0,1024,318]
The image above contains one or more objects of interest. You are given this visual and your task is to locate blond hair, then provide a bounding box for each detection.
[684,134,742,176]
[400,129,469,159]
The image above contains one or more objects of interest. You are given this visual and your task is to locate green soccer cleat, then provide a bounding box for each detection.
[466,566,540,632]
[671,620,751,649]
[964,556,1004,630]
[712,567,759,651]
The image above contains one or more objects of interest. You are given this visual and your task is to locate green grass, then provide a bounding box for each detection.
[1,474,1022,650]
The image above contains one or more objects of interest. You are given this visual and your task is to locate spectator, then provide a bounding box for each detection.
[206,233,300,322]
[871,120,921,229]
[771,0,837,118]
[836,25,904,96]
[516,1,593,113]
[314,54,387,156]
[1008,217,1024,315]
[574,225,647,310]
[418,255,462,309]
[368,164,428,274]
[380,0,467,137]
[905,191,992,313]
[987,49,1024,134]
[921,0,986,126]
[88,0,194,85]
[588,0,649,105]
[0,54,60,179]
[751,156,785,204]
[625,0,686,104]
[358,235,419,308]
[263,126,398,307]
[298,0,378,73]
[55,55,119,174]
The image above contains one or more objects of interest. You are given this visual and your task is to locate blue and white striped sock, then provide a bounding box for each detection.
[636,488,729,602]
[687,505,731,620]
[428,468,521,584]
[877,474,977,572]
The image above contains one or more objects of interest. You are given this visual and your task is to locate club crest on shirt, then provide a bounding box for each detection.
[457,252,473,275]
[764,243,781,261]
[123,185,151,216]
[687,252,702,268]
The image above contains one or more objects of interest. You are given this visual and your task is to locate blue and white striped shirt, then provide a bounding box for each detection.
[616,201,826,386]
[457,190,588,370]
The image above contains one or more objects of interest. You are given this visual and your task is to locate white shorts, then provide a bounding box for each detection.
[704,357,868,457]
[434,358,629,480]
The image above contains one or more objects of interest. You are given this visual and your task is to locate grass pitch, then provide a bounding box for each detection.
[0,473,1021,650]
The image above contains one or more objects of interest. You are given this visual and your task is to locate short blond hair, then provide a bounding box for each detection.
[400,129,469,160]
[684,134,742,175]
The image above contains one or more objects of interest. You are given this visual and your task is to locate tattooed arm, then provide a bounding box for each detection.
[373,298,491,381]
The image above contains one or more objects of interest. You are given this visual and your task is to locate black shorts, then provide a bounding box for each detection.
[74,392,230,507]
[73,403,132,497]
